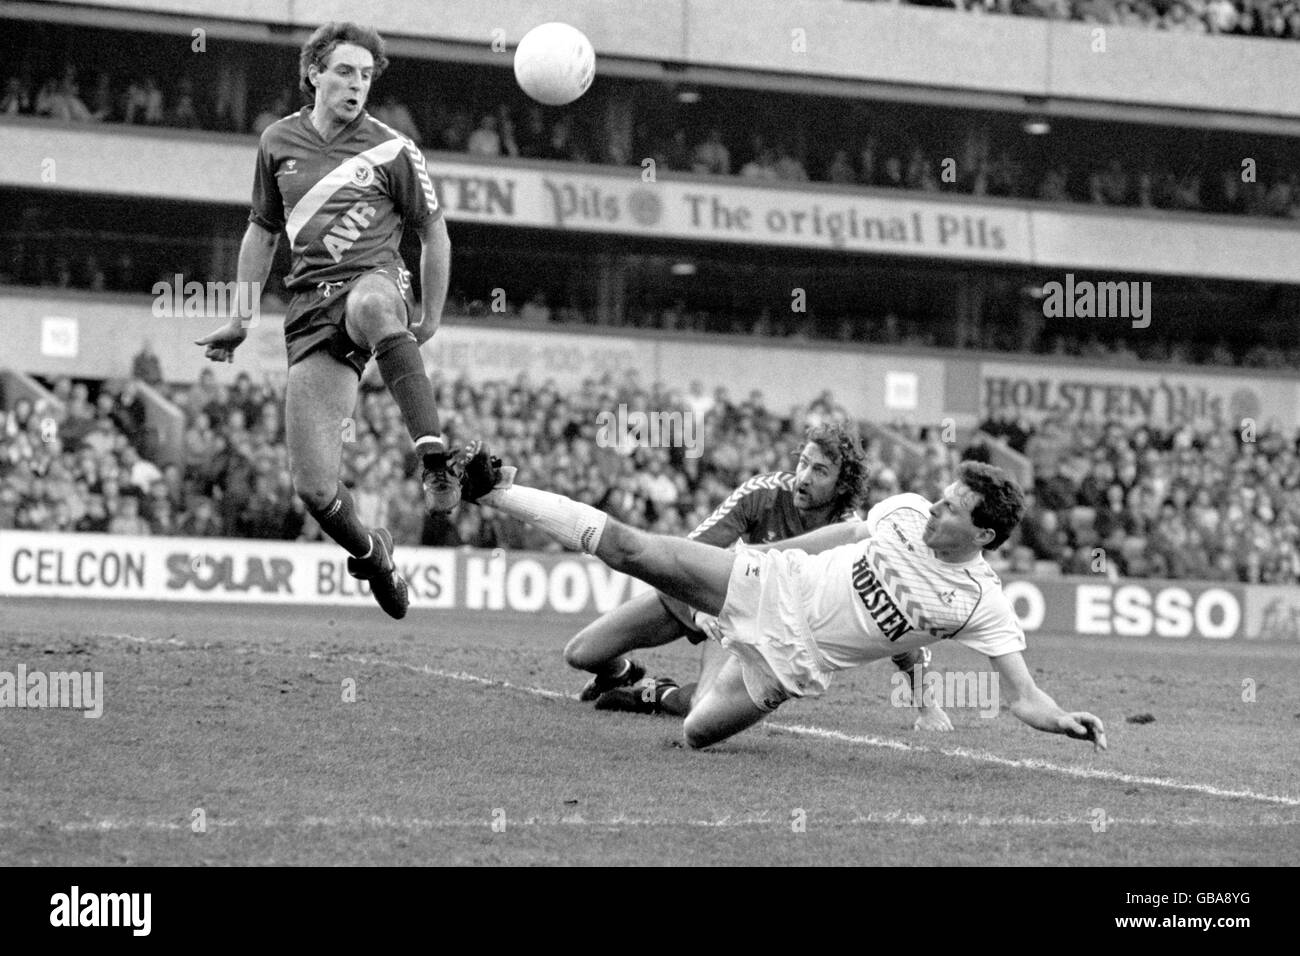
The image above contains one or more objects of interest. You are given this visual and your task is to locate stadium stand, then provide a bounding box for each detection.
[3,364,1296,585]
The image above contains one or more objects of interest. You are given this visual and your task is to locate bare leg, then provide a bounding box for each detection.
[592,521,734,616]
[682,655,770,749]
[564,590,687,673]
[286,351,361,526]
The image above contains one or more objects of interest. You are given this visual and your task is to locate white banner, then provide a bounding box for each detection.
[428,160,1028,261]
[980,360,1300,431]
[0,531,652,612]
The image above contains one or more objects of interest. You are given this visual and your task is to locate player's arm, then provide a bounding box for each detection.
[893,647,953,732]
[195,221,279,362]
[753,519,863,555]
[391,140,449,346]
[414,214,450,345]
[197,135,283,362]
[989,650,1107,751]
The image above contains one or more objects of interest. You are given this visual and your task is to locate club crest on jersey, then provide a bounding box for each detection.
[351,161,375,187]
[278,158,298,177]
[940,589,956,606]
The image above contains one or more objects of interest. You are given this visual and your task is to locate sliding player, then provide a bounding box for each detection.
[568,423,952,732]
[196,22,458,619]
[459,450,1106,752]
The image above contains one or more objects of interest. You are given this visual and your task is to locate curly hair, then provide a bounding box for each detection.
[299,22,389,102]
[959,460,1025,552]
[803,421,868,513]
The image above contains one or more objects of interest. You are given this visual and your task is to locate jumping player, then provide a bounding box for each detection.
[568,423,953,732]
[196,22,458,619]
[458,449,1106,751]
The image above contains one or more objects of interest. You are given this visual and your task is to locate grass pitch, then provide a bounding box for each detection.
[2,598,1297,866]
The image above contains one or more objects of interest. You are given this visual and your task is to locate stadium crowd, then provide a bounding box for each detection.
[2,357,1296,585]
[6,36,1300,223]
[981,411,1300,582]
[873,0,1300,37]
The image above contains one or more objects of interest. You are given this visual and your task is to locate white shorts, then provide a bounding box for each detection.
[717,548,834,712]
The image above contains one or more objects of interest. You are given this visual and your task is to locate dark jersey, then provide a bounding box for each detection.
[689,472,857,547]
[249,108,441,291]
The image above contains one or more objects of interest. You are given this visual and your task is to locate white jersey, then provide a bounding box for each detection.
[800,493,1026,669]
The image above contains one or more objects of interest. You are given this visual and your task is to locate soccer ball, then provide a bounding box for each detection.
[513,22,595,106]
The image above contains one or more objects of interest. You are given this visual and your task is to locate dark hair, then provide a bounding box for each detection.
[803,421,868,513]
[299,22,389,102]
[959,460,1025,552]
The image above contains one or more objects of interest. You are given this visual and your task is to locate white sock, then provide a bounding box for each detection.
[484,485,607,554]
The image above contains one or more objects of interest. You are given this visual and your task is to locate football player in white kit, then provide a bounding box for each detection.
[458,449,1107,752]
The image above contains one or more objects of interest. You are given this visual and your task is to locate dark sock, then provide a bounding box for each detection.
[598,658,630,678]
[308,483,372,558]
[374,331,441,445]
[659,681,694,717]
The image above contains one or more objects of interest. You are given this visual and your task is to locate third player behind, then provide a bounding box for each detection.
[566,422,953,731]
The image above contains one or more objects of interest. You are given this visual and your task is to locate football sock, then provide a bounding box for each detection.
[599,658,630,679]
[308,483,373,558]
[659,681,694,717]
[482,485,607,554]
[374,331,442,444]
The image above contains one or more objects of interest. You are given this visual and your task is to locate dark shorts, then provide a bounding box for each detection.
[658,592,709,644]
[283,263,416,377]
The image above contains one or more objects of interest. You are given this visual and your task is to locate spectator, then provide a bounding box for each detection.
[1,76,31,115]
[252,90,292,136]
[692,127,731,175]
[108,495,150,535]
[371,93,423,145]
[825,149,857,184]
[131,340,164,387]
[123,76,164,125]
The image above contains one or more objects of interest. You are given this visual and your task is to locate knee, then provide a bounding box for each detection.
[562,631,596,670]
[293,476,336,513]
[349,290,402,339]
[682,715,714,750]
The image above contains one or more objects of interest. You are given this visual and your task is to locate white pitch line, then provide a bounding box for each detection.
[89,634,1300,809]
[768,723,1300,808]
[328,650,1300,809]
[0,812,1295,834]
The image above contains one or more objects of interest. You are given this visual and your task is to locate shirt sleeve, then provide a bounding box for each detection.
[954,590,1027,658]
[865,492,932,535]
[688,477,765,548]
[248,134,285,232]
[386,137,442,229]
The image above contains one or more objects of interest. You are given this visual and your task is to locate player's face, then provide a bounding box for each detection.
[312,43,374,124]
[923,481,992,554]
[793,442,840,511]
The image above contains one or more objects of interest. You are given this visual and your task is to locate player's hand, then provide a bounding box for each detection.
[194,320,248,364]
[1058,712,1107,751]
[913,703,954,733]
[409,310,439,347]
[692,610,723,642]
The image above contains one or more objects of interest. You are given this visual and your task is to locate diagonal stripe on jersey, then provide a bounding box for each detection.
[285,136,408,246]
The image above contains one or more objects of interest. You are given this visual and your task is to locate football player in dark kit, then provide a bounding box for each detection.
[196,22,457,620]
[567,422,953,730]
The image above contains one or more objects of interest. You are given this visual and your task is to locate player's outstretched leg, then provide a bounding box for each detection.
[344,272,458,513]
[287,351,409,619]
[459,442,735,614]
[565,591,690,701]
